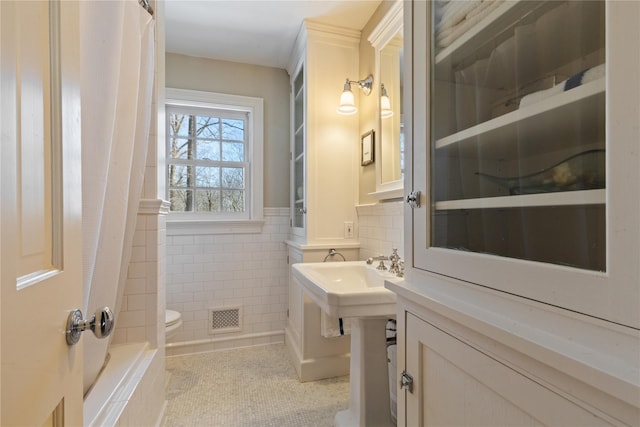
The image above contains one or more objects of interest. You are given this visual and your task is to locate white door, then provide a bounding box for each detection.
[1,0,83,425]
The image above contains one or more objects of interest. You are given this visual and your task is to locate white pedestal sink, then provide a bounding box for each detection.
[292,261,401,427]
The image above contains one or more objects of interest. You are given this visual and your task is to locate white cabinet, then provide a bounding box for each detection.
[284,21,363,381]
[391,0,640,424]
[286,21,360,247]
[409,0,639,331]
[285,245,358,382]
[400,309,627,426]
[389,274,640,425]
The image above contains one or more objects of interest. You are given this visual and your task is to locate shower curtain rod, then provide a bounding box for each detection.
[138,0,154,16]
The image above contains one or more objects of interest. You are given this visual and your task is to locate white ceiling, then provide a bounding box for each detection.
[164,0,382,69]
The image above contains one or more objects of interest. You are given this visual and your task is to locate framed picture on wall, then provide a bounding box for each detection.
[361,130,374,166]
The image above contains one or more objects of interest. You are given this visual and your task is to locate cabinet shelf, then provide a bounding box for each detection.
[435,0,552,66]
[435,189,604,211]
[435,78,605,159]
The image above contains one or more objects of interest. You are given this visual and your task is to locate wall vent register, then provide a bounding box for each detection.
[209,307,242,334]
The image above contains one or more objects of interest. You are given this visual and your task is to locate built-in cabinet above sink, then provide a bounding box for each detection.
[286,20,360,247]
[284,20,363,384]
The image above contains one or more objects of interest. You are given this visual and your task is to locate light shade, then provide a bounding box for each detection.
[381,84,394,118]
[337,84,357,115]
[336,75,374,115]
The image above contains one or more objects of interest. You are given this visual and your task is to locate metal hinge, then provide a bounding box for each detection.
[400,370,414,393]
[406,190,421,209]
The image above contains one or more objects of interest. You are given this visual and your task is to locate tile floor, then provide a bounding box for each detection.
[164,344,350,426]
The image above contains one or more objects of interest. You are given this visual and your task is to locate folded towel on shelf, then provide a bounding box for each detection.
[517,84,564,108]
[321,312,351,338]
[434,0,450,28]
[519,63,605,108]
[436,0,482,33]
[437,0,504,49]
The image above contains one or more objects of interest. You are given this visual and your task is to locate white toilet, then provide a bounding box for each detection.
[165,309,182,340]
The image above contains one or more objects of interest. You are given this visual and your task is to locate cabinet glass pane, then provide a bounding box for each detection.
[293,201,304,228]
[430,0,606,271]
[294,129,304,159]
[293,157,304,228]
[294,68,304,132]
[292,66,305,229]
[294,67,304,95]
[433,205,605,271]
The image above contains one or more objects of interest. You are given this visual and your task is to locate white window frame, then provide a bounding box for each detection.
[165,88,264,234]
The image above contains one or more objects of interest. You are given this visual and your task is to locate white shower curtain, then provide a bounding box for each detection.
[80,0,155,394]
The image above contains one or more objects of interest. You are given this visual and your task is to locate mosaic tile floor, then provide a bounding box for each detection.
[164,344,350,427]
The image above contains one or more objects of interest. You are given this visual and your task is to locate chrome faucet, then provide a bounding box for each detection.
[388,248,401,275]
[397,260,405,278]
[366,249,404,276]
[366,255,389,270]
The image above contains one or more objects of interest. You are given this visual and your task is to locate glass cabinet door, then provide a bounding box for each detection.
[292,66,305,229]
[410,0,640,328]
[432,0,605,270]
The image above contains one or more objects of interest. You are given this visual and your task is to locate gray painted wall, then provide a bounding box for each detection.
[166,53,290,208]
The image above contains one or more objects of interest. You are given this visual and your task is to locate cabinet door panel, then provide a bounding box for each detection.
[291,64,306,231]
[404,313,611,426]
[409,0,640,328]
[287,249,304,343]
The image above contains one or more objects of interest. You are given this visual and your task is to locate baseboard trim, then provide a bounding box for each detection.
[285,327,350,382]
[165,331,285,357]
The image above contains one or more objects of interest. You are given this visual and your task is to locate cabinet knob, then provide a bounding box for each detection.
[406,191,421,209]
[400,370,414,393]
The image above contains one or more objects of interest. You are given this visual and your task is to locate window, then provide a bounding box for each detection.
[165,89,263,225]
[167,106,248,213]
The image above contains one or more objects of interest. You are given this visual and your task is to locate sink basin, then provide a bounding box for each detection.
[292,261,401,318]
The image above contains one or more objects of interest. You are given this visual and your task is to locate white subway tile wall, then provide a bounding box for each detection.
[162,203,403,352]
[356,201,404,261]
[165,208,290,346]
[114,210,166,348]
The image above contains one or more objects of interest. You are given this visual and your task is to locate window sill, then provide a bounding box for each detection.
[166,218,265,236]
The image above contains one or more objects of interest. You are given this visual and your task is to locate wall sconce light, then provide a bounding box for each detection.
[380,84,394,118]
[336,74,374,115]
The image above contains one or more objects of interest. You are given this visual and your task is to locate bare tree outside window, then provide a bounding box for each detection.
[167,107,248,214]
